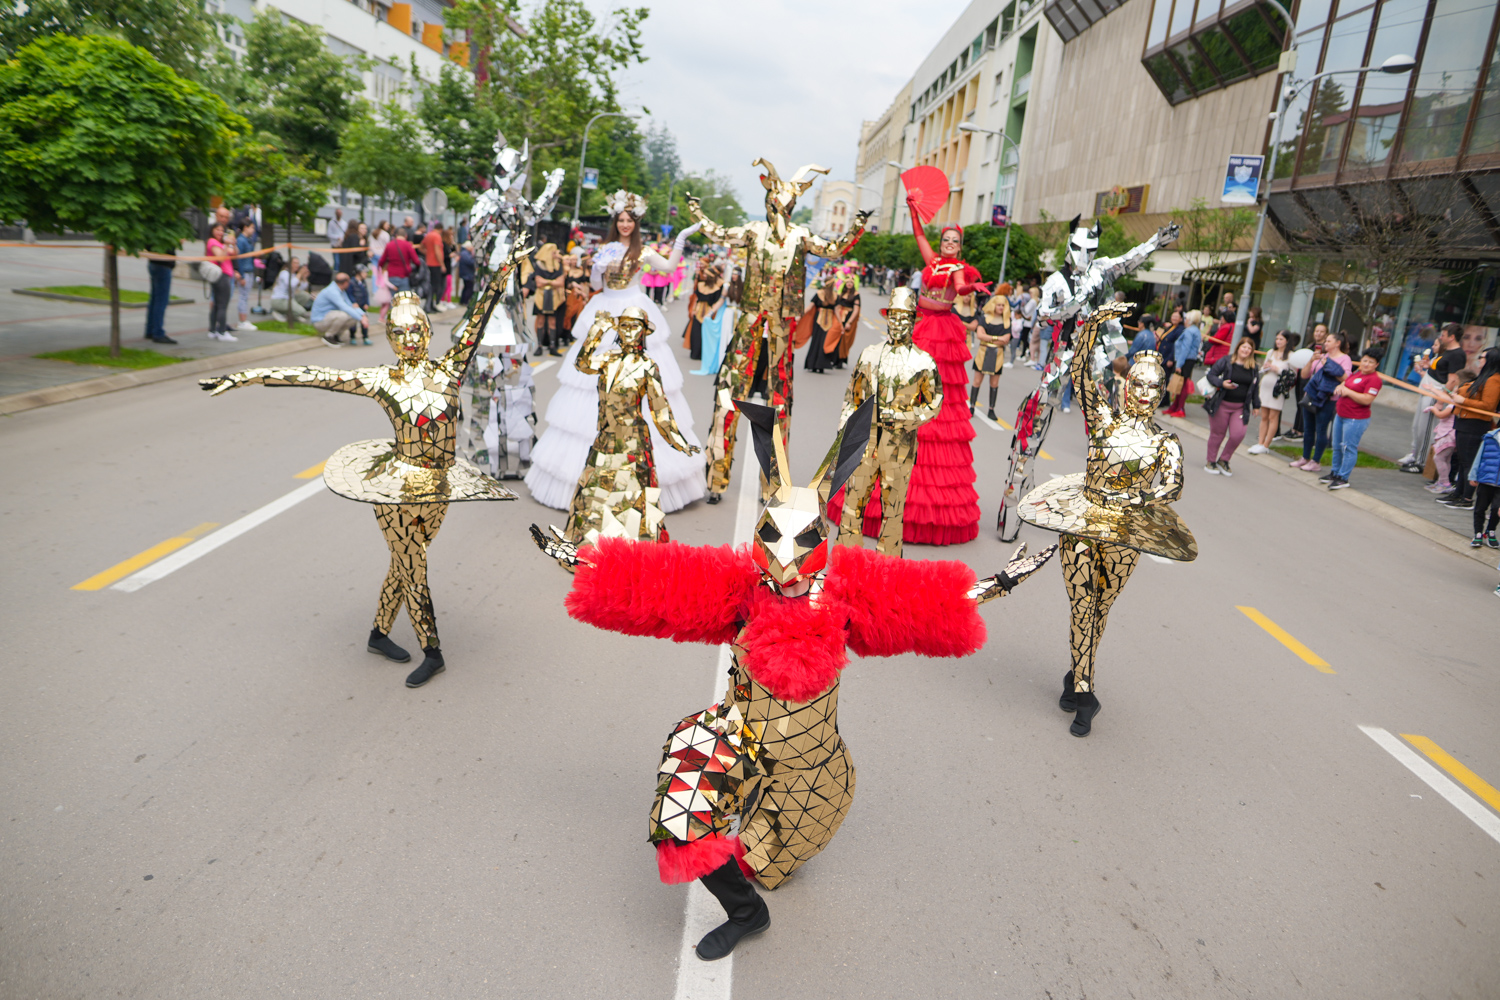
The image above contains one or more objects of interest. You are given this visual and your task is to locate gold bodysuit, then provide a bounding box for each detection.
[1017,304,1197,692]
[564,311,698,544]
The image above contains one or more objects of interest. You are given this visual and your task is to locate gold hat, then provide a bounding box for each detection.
[881,287,917,316]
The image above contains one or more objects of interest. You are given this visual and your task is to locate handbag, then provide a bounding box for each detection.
[198,261,222,283]
[1166,372,1184,398]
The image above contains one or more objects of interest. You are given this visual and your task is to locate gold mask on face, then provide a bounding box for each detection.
[755,158,829,225]
[1124,351,1166,416]
[386,292,431,362]
[616,306,651,351]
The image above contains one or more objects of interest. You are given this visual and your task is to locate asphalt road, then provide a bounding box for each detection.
[2,289,1497,999]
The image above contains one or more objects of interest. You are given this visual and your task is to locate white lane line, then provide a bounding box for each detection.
[672,445,759,1000]
[1359,725,1500,846]
[531,359,557,374]
[977,414,1009,433]
[1147,554,1175,565]
[112,480,326,592]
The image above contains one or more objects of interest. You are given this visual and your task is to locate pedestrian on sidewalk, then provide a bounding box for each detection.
[1292,331,1349,472]
[340,220,369,270]
[144,236,178,345]
[1323,347,1384,490]
[326,208,347,250]
[1249,330,1296,453]
[1441,347,1500,509]
[369,221,391,286]
[347,264,372,344]
[234,220,258,332]
[1464,427,1500,548]
[1163,309,1202,417]
[1203,335,1259,475]
[310,272,367,347]
[457,241,476,305]
[381,229,420,293]
[1400,322,1466,472]
[1424,397,1457,494]
[1289,323,1329,440]
[205,222,236,341]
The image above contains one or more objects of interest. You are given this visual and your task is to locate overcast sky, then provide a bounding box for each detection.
[603,0,972,208]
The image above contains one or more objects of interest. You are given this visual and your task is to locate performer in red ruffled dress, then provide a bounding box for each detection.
[899,194,988,544]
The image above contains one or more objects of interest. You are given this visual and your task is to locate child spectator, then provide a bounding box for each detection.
[1465,426,1500,549]
[1425,396,1458,494]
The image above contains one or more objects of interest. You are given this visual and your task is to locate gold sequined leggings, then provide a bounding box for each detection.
[838,429,917,558]
[1060,535,1139,693]
[373,502,447,650]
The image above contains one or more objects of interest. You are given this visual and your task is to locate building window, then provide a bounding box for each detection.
[1139,0,1288,105]
[1399,0,1494,163]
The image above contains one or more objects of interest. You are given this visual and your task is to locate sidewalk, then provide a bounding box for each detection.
[1160,405,1491,565]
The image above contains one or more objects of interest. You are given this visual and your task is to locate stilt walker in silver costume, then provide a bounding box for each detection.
[455,132,566,478]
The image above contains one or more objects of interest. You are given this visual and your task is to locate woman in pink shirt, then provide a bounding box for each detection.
[205,223,236,341]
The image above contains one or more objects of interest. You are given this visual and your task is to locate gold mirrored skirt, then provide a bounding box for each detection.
[1017,473,1197,562]
[322,439,518,505]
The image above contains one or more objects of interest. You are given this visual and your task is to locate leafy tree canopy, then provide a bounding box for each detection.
[0,0,225,80]
[417,62,501,194]
[220,11,367,169]
[224,132,329,246]
[333,103,438,207]
[0,34,244,253]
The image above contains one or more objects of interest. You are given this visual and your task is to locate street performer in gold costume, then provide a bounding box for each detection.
[1017,301,1198,736]
[200,239,532,689]
[687,158,870,503]
[828,287,944,557]
[556,307,700,545]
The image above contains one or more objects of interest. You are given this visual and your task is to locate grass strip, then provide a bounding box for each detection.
[35,346,185,369]
[1270,443,1396,469]
[252,319,320,336]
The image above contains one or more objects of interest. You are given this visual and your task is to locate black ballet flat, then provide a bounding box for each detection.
[1070,692,1101,737]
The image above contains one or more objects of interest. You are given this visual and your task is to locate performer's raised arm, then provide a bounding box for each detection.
[685,194,748,246]
[1094,223,1179,287]
[200,365,377,397]
[443,232,532,370]
[803,210,871,260]
[966,542,1060,605]
[641,221,704,276]
[574,313,616,375]
[1071,302,1131,427]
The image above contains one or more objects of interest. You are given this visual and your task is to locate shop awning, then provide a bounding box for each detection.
[1135,250,1251,285]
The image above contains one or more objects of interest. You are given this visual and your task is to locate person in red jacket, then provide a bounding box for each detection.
[901,195,991,544]
[379,233,419,293]
[532,399,1054,962]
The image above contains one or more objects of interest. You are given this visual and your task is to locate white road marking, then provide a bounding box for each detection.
[112,480,326,592]
[1359,725,1500,846]
[1147,554,1175,565]
[531,359,557,374]
[672,445,760,999]
[977,414,1008,433]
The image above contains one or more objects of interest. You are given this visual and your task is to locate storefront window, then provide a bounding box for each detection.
[1400,0,1495,162]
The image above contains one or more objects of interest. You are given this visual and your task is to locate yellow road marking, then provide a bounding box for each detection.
[978,413,1052,458]
[295,461,327,479]
[72,522,220,591]
[1236,606,1334,673]
[1402,734,1500,814]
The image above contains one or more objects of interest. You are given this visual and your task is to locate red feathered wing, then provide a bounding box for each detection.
[566,538,761,646]
[822,545,986,658]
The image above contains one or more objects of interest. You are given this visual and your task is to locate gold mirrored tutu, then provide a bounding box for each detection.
[1018,473,1197,562]
[323,439,519,505]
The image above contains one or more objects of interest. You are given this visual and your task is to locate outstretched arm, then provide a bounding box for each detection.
[645,367,701,455]
[529,168,567,221]
[804,210,872,260]
[559,536,761,645]
[200,365,376,397]
[968,542,1059,604]
[685,194,748,245]
[824,545,988,658]
[443,232,533,371]
[1095,223,1179,287]
[641,221,705,275]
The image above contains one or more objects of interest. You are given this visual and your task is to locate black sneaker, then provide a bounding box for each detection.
[1448,498,1475,510]
[1471,534,1485,548]
[1328,477,1350,490]
[1435,492,1460,505]
[1318,471,1335,484]
[149,335,179,345]
[1399,462,1424,474]
[367,629,411,662]
[1486,533,1499,550]
[405,648,445,687]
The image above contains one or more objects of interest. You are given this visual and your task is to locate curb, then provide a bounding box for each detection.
[1157,413,1494,568]
[0,336,324,416]
[12,288,195,308]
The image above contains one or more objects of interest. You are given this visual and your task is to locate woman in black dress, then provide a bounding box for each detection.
[683,257,725,362]
[799,276,840,374]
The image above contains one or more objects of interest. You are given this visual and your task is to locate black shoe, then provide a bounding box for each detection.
[696,857,769,961]
[1328,477,1350,490]
[1399,462,1424,474]
[1070,692,1101,737]
[549,348,564,357]
[987,408,998,421]
[1471,534,1485,549]
[405,648,445,687]
[1317,471,1335,484]
[706,493,722,505]
[1059,670,1077,713]
[533,345,545,356]
[367,629,411,663]
[149,335,179,345]
[1435,492,1459,505]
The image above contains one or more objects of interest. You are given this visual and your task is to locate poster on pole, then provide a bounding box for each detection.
[1221,154,1263,205]
[991,204,1008,228]
[581,167,599,191]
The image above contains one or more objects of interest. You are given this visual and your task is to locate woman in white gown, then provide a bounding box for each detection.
[525,190,707,511]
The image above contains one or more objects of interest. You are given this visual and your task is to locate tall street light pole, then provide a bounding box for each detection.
[572,111,641,226]
[958,122,1023,285]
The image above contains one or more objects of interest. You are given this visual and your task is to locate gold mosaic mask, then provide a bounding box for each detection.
[387,291,431,362]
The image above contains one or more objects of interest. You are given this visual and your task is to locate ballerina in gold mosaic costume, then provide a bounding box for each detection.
[828,287,944,557]
[1017,301,1198,736]
[533,398,1055,962]
[688,158,870,503]
[556,307,699,545]
[200,239,531,688]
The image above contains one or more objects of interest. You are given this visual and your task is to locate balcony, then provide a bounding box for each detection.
[1012,72,1031,102]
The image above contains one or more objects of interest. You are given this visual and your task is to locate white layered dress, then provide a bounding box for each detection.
[524,240,706,511]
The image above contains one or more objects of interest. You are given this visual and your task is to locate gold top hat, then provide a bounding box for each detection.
[881,286,917,316]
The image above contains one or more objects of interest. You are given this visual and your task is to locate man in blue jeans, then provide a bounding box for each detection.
[145,240,177,345]
[1325,347,1385,491]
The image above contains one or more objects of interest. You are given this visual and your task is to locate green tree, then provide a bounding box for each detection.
[333,104,438,215]
[0,0,226,80]
[224,133,329,251]
[225,11,367,169]
[447,0,647,207]
[673,171,745,233]
[417,62,501,195]
[0,35,243,356]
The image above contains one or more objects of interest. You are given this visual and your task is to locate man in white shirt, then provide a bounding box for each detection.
[326,208,347,250]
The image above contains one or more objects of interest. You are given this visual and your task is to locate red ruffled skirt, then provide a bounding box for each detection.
[830,308,979,545]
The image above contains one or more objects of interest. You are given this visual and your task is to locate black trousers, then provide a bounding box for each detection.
[1473,482,1500,534]
[209,273,232,333]
[1452,424,1487,501]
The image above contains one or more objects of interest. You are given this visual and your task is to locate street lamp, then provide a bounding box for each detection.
[958,121,1023,284]
[572,111,642,226]
[1232,0,1415,340]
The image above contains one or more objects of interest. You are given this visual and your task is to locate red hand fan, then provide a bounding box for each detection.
[900,165,949,225]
